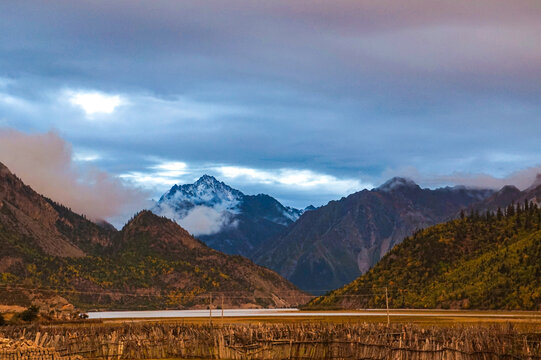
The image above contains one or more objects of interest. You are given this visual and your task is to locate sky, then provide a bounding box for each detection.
[0,0,540,226]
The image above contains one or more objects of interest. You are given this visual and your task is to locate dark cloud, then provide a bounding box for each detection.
[0,0,540,216]
[2,0,540,100]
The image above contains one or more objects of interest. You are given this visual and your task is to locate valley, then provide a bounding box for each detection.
[1,160,540,314]
[1,2,540,358]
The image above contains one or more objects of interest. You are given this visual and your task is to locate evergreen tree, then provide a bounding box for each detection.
[496,207,503,221]
[524,213,531,230]
[506,203,515,217]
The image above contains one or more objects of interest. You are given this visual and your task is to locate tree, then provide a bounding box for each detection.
[20,305,39,322]
[515,215,522,229]
[507,203,515,217]
[496,207,503,221]
[524,212,532,230]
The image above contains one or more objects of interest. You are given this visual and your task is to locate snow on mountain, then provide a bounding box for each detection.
[152,175,303,256]
[152,175,243,236]
[282,206,303,222]
[157,175,243,211]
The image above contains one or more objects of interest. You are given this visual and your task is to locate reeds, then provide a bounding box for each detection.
[1,322,540,359]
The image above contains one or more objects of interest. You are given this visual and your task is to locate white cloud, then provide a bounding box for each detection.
[152,161,188,177]
[0,92,27,107]
[68,90,124,116]
[217,166,369,194]
[73,151,101,162]
[178,205,234,236]
[120,159,371,205]
[119,172,181,188]
[155,203,236,236]
[119,161,190,188]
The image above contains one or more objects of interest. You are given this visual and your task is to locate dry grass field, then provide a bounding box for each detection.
[2,317,541,360]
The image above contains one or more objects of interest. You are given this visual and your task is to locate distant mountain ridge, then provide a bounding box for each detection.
[255,177,494,293]
[470,178,541,214]
[0,162,306,310]
[152,175,304,257]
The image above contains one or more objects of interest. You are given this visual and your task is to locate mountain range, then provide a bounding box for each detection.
[0,162,306,310]
[254,178,494,292]
[469,174,541,213]
[151,176,503,293]
[3,157,540,311]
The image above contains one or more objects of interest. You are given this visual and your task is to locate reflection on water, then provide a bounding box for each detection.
[86,309,531,320]
[88,308,298,319]
[86,308,375,319]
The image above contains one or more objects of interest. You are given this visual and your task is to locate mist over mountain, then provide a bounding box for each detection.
[469,175,541,214]
[152,175,304,257]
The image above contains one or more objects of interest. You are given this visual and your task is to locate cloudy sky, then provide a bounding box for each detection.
[1,0,540,225]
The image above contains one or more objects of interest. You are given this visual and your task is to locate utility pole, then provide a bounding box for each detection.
[209,293,213,326]
[221,294,224,320]
[385,287,390,326]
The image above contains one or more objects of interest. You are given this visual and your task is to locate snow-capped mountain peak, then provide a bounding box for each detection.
[159,175,243,208]
[152,176,303,252]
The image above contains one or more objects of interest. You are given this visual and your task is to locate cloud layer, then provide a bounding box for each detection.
[0,1,540,211]
[399,166,541,191]
[0,129,149,223]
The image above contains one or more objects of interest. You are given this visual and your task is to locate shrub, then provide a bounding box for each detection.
[20,305,39,322]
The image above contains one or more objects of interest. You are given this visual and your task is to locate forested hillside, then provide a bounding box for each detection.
[0,162,306,310]
[308,202,541,310]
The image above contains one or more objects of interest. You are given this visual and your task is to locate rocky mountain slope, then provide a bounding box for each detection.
[0,162,306,310]
[255,178,493,293]
[308,201,541,310]
[152,175,304,257]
